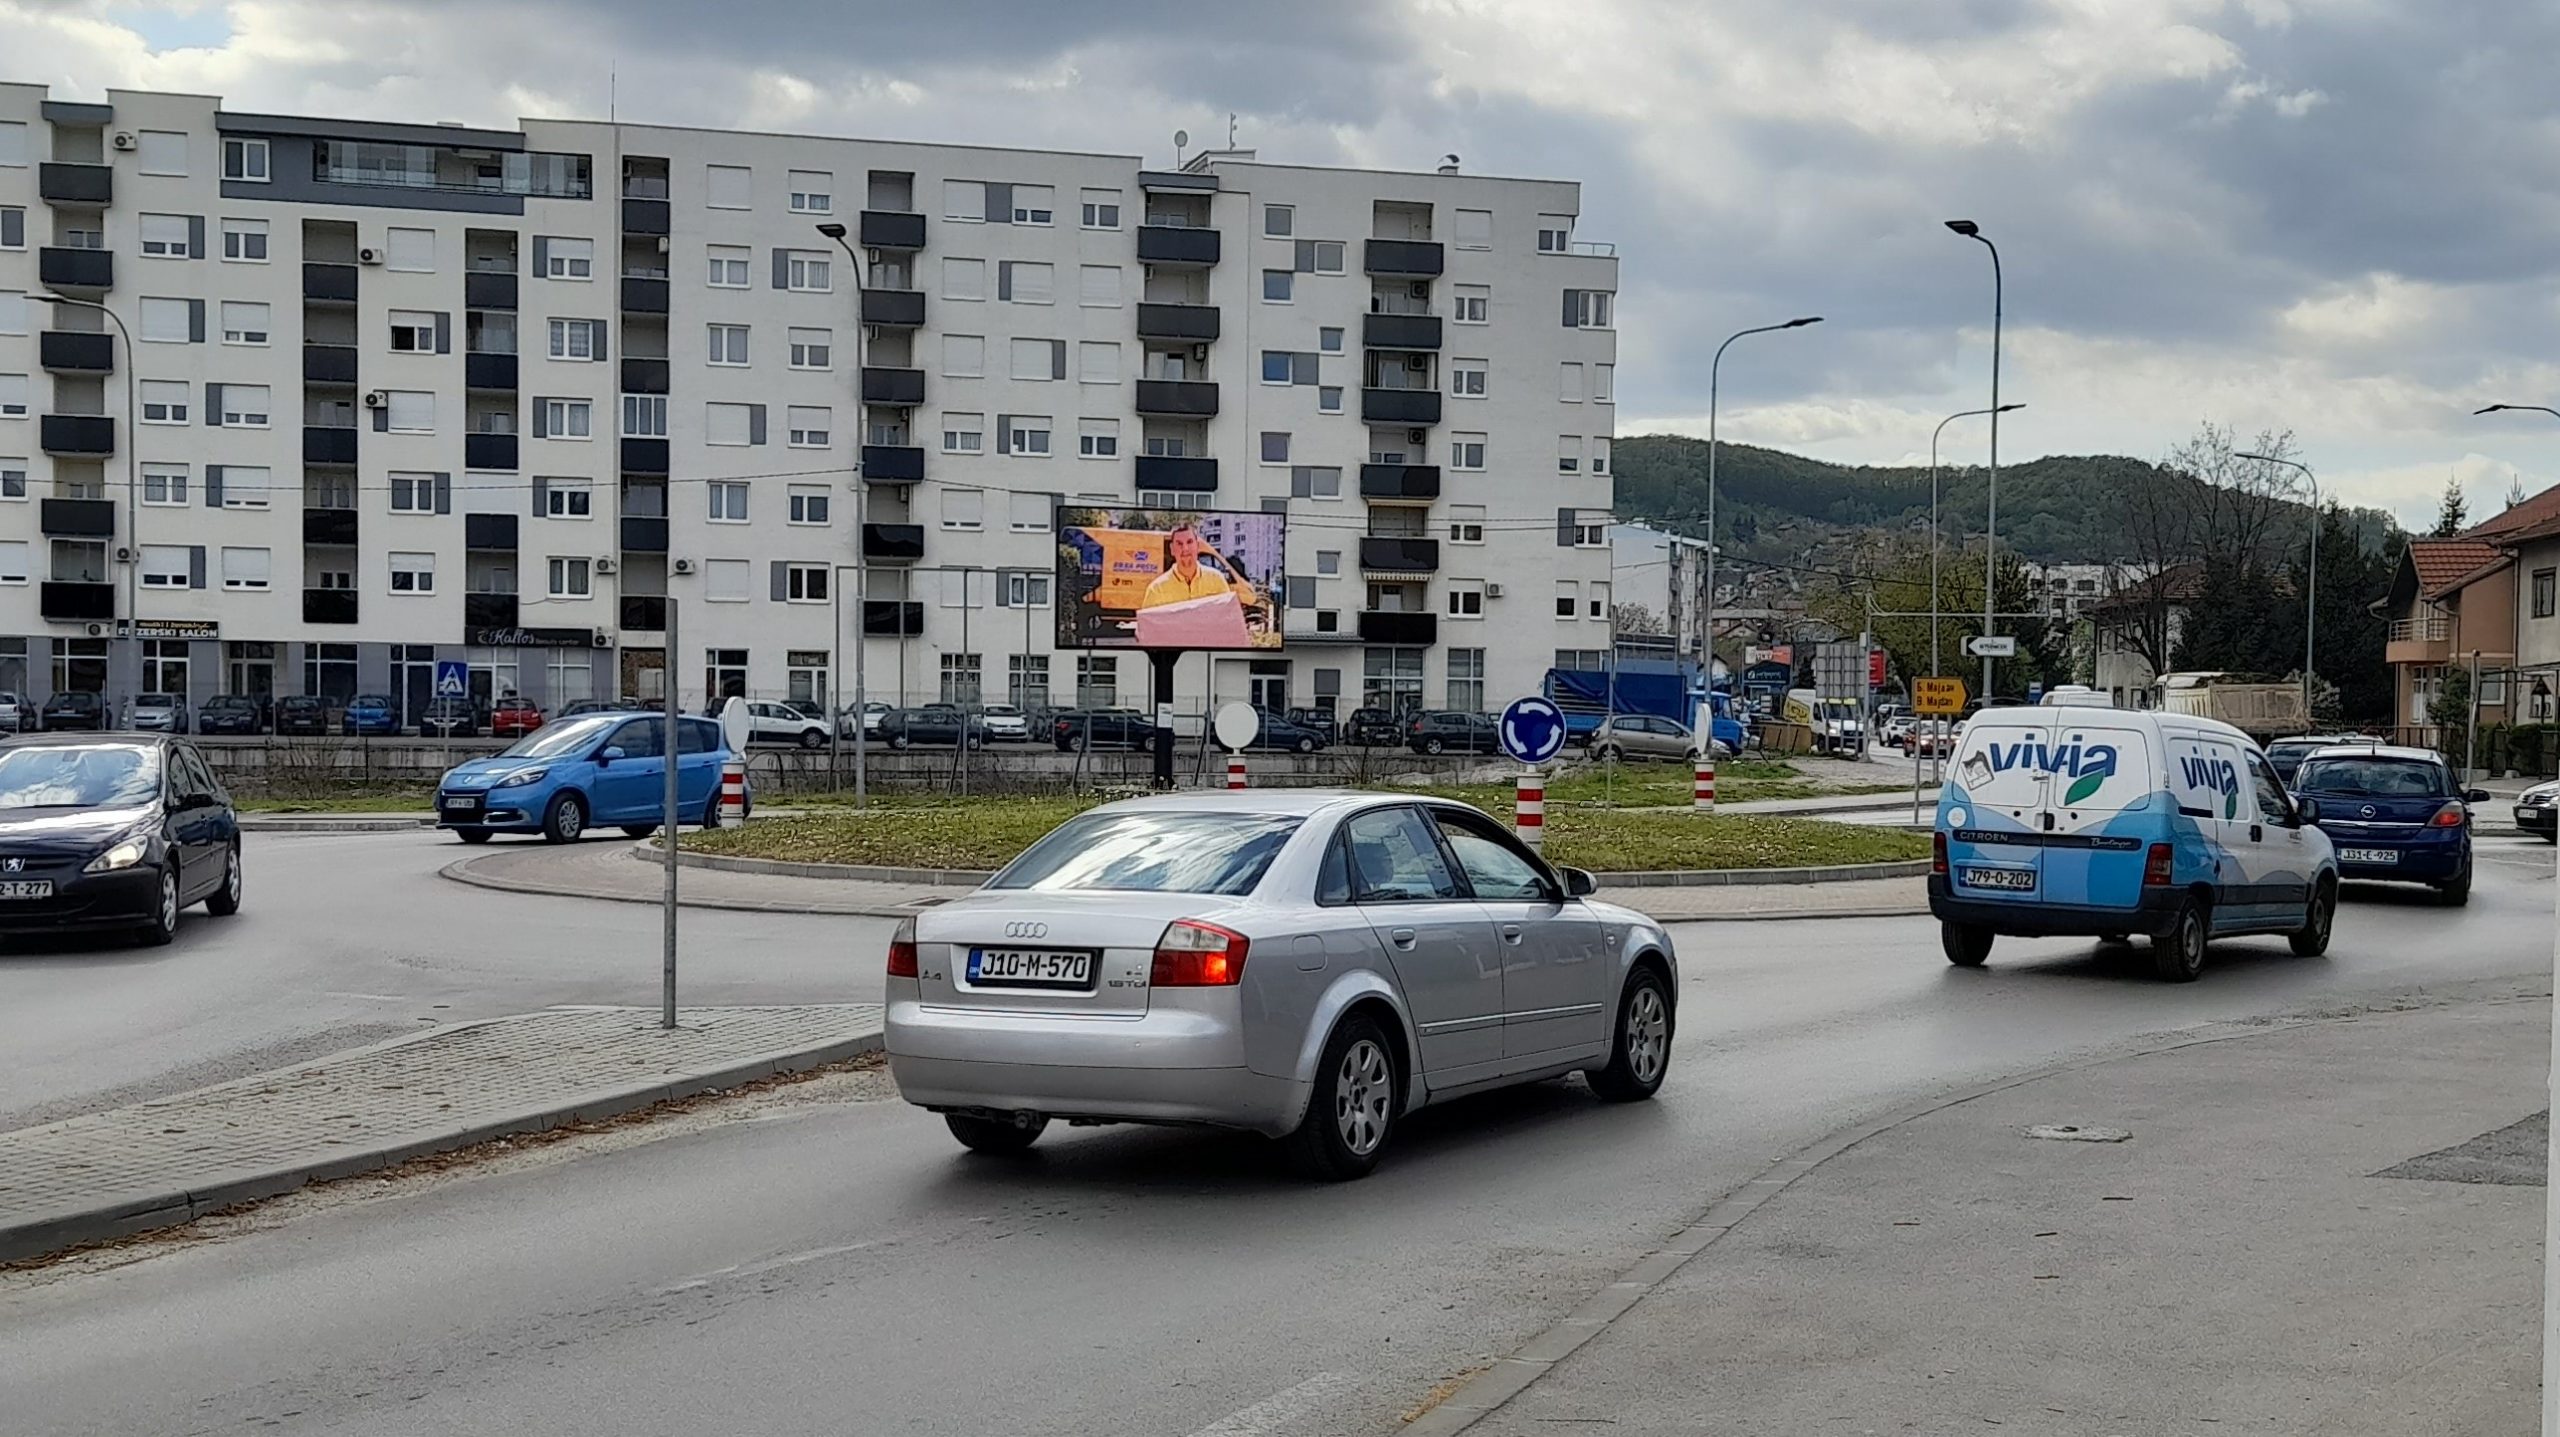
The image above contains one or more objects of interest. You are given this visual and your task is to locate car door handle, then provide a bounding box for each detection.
[2249,824,2263,842]
[1388,927,1417,950]
[1500,923,1524,945]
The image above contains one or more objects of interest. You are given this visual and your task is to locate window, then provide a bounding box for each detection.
[137,129,187,175]
[1447,207,1493,249]
[1565,288,1615,328]
[141,463,188,506]
[1078,341,1120,384]
[389,471,435,513]
[0,122,19,167]
[1454,285,1489,324]
[1290,466,1343,499]
[1078,418,1119,458]
[782,563,828,602]
[1318,384,1343,414]
[1576,520,1608,548]
[1451,359,1488,397]
[222,137,269,182]
[390,552,435,593]
[139,213,192,258]
[1559,436,1583,474]
[707,480,749,522]
[707,323,750,366]
[0,539,27,583]
[1264,204,1294,237]
[943,179,986,221]
[548,318,600,360]
[1447,648,1486,711]
[788,486,831,524]
[383,389,432,433]
[1449,505,1485,543]
[139,297,191,343]
[544,478,592,518]
[221,547,271,592]
[2538,569,2558,620]
[787,405,832,447]
[1010,492,1049,532]
[1294,240,1346,274]
[941,257,985,301]
[384,227,434,272]
[544,397,593,438]
[1451,433,1486,470]
[1262,350,1319,385]
[1010,184,1055,225]
[1559,362,1584,401]
[706,164,751,210]
[941,488,985,531]
[141,545,190,589]
[1009,337,1064,381]
[786,327,832,369]
[1080,189,1121,229]
[220,301,269,345]
[1263,269,1293,303]
[381,307,440,352]
[1261,432,1291,464]
[1308,549,1338,578]
[0,457,19,500]
[622,393,667,437]
[785,251,830,292]
[0,207,20,250]
[998,260,1053,304]
[1078,264,1123,308]
[0,292,19,336]
[1537,215,1574,252]
[1591,436,1611,475]
[1446,581,1484,618]
[943,334,986,378]
[1076,655,1119,706]
[0,375,22,418]
[1002,571,1053,608]
[1593,363,1614,403]
[222,385,274,427]
[545,236,594,279]
[704,559,751,602]
[707,245,751,287]
[943,412,985,453]
[1005,415,1052,456]
[539,556,590,598]
[1555,581,1579,619]
[1588,580,1611,619]
[788,170,832,214]
[939,653,985,704]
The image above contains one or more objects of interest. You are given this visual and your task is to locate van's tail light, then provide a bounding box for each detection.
[2143,843,2175,887]
[1931,831,1949,875]
[886,917,919,978]
[1152,920,1249,986]
[2429,801,2469,829]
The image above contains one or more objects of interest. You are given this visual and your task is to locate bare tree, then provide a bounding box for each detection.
[2164,420,2301,573]
[2108,468,2196,681]
[1610,602,1666,635]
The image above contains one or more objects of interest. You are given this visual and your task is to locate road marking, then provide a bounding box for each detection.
[324,992,415,1003]
[657,1240,876,1294]
[1182,1371,1360,1437]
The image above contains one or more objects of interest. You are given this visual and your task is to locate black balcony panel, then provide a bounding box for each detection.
[1358,610,1439,647]
[860,367,926,406]
[619,515,668,552]
[303,343,359,384]
[619,275,669,314]
[39,246,113,292]
[860,444,925,483]
[465,352,518,391]
[1134,303,1220,343]
[303,425,358,466]
[1363,312,1443,351]
[620,436,669,474]
[859,210,926,250]
[465,512,518,550]
[620,356,668,394]
[1359,536,1441,573]
[463,432,518,471]
[301,507,359,546]
[862,599,925,637]
[38,162,112,206]
[1135,379,1219,417]
[861,522,926,563]
[1363,238,1445,277]
[40,497,116,537]
[463,271,518,310]
[464,592,519,630]
[302,588,359,625]
[302,262,358,304]
[1134,455,1218,492]
[40,414,115,456]
[1361,388,1443,426]
[619,594,669,632]
[621,197,671,235]
[40,581,117,622]
[1359,463,1441,501]
[38,330,113,373]
[860,288,925,328]
[1135,225,1221,268]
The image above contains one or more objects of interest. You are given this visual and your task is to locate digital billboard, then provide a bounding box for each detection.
[1055,506,1286,651]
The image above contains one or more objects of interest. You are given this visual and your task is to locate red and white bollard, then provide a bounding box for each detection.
[1693,758,1717,813]
[1226,754,1246,790]
[1515,771,1545,850]
[718,759,748,826]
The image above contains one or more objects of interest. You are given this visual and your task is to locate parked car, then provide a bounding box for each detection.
[1243,708,1330,753]
[128,693,190,735]
[196,693,266,736]
[1344,707,1409,747]
[839,701,892,739]
[879,704,985,749]
[2264,733,2363,786]
[1589,714,1711,763]
[489,697,546,739]
[0,733,244,945]
[883,791,1675,1178]
[342,693,401,737]
[39,691,106,732]
[2514,778,2558,845]
[435,713,744,844]
[978,702,1033,743]
[1907,718,1962,758]
[742,699,831,748]
[1284,707,1339,746]
[781,700,830,724]
[1051,708,1155,751]
[2293,744,2483,905]
[417,696,482,738]
[559,697,652,719]
[1880,713,1917,750]
[273,695,330,736]
[1407,710,1501,755]
[0,691,32,734]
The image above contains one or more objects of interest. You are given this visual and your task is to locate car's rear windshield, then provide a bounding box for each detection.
[2295,756,2451,798]
[988,811,1304,895]
[0,743,161,810]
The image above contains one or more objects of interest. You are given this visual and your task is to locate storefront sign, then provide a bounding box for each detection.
[469,626,596,648]
[117,619,220,640]
[787,650,829,668]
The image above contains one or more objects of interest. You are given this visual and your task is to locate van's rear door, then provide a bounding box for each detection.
[1943,710,2055,905]
[2036,717,2157,914]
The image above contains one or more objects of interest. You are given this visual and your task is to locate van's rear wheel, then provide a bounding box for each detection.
[2152,898,2208,982]
[1941,922,1993,967]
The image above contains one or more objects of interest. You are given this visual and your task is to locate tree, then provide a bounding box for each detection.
[2434,475,2469,536]
[1610,602,1665,635]
[1805,537,2065,697]
[2290,506,2396,723]
[2506,473,2529,511]
[2430,665,2474,761]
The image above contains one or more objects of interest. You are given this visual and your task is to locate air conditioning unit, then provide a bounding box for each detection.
[1406,428,1428,446]
[591,631,614,649]
[1404,354,1430,371]
[1190,344,1209,364]
[361,390,389,409]
[114,546,134,563]
[655,235,670,254]
[357,247,385,266]
[85,623,106,638]
[1485,582,1505,599]
[110,131,136,151]
[1408,281,1430,300]
[594,556,617,574]
[672,558,695,575]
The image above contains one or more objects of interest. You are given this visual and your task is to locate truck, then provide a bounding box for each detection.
[2154,671,2307,739]
[1544,659,1750,754]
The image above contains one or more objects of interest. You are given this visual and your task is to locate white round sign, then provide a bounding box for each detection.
[719,695,751,753]
[1212,701,1260,751]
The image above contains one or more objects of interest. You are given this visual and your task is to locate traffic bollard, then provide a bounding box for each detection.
[1694,758,1717,813]
[1227,755,1246,790]
[719,759,747,826]
[1516,772,1545,849]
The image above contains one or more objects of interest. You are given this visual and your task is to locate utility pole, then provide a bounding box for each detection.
[1945,221,2004,700]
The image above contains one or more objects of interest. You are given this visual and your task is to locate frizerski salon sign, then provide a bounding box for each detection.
[118,619,220,640]
[469,626,596,647]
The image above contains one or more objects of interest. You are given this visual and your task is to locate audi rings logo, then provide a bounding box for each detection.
[0,857,19,873]
[1004,921,1049,939]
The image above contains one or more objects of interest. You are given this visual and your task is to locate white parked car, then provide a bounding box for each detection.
[742,700,831,748]
[979,703,1032,742]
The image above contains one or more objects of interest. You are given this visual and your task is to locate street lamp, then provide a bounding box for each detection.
[36,293,141,711]
[814,221,870,807]
[2475,403,2560,421]
[1929,403,2024,677]
[1945,220,2004,699]
[2238,451,2320,721]
[1703,316,1821,693]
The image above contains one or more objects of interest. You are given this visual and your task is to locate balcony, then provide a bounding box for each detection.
[464,592,519,630]
[1135,225,1221,268]
[1359,536,1441,573]
[1135,379,1220,418]
[862,599,925,637]
[465,352,518,391]
[1361,388,1443,426]
[303,343,359,385]
[39,331,113,374]
[861,288,925,328]
[1363,312,1442,351]
[39,246,113,292]
[464,432,518,471]
[40,497,116,537]
[861,523,926,564]
[40,414,114,456]
[463,271,518,310]
[1363,238,1445,277]
[860,366,926,406]
[620,356,669,394]
[1134,303,1220,343]
[2387,615,2454,665]
[620,437,669,474]
[621,197,671,235]
[619,275,669,314]
[302,589,359,625]
[302,262,358,304]
[40,581,116,622]
[38,162,111,207]
[304,425,358,466]
[1359,463,1441,502]
[860,444,925,484]
[465,513,518,550]
[1358,610,1439,646]
[619,515,668,552]
[619,594,668,633]
[1134,455,1218,492]
[859,210,926,251]
[301,507,359,546]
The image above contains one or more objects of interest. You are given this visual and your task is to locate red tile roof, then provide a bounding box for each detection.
[2086,561,2205,614]
[2409,538,2505,598]
[2463,482,2560,541]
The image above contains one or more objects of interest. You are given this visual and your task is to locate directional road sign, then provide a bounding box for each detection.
[1912,676,1968,716]
[1966,635,2018,658]
[433,660,469,699]
[1498,696,1568,766]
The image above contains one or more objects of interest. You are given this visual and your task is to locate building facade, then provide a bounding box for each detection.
[0,84,1618,724]
[1606,521,1708,662]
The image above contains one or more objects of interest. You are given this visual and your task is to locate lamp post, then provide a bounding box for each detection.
[1944,220,2004,699]
[1703,316,1822,693]
[1930,403,2024,677]
[2238,451,2320,721]
[814,222,870,807]
[35,293,141,709]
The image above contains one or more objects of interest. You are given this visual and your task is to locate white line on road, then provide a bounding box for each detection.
[657,1240,877,1295]
[1181,1371,1361,1437]
[323,992,416,1003]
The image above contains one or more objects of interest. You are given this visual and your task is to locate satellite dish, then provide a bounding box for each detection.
[1173,129,1190,149]
[1212,702,1259,751]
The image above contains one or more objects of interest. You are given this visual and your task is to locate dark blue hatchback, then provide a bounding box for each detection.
[2292,745,2484,905]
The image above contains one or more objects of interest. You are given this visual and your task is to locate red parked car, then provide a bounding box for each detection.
[489,697,546,738]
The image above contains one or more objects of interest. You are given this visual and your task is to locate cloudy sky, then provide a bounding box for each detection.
[10,0,2554,528]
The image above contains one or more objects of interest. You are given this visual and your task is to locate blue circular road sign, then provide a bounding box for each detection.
[1499,696,1568,765]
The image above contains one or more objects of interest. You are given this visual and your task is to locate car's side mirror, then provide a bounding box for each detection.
[2295,797,2320,823]
[2465,788,2492,804]
[598,746,625,765]
[1561,866,1599,898]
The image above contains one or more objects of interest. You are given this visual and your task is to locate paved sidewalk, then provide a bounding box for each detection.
[1429,995,2548,1436]
[0,1003,882,1262]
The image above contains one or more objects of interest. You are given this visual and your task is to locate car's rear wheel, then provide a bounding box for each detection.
[456,830,493,844]
[541,792,586,844]
[137,867,179,947]
[1423,737,1445,755]
[621,824,660,839]
[946,1113,1047,1154]
[1941,922,1993,967]
[799,729,826,749]
[2438,868,2472,906]
[205,842,243,916]
[2290,878,2336,956]
[1294,736,1315,754]
[1285,1015,1398,1181]
[2151,897,2208,982]
[888,734,911,750]
[1586,965,1673,1102]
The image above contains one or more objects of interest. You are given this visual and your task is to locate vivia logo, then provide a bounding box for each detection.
[1985,740,2120,806]
[2179,754,2243,820]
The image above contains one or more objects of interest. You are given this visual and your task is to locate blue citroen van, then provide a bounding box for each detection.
[435,712,743,843]
[1929,706,2338,982]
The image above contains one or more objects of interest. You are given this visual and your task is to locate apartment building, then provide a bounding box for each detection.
[0,83,1619,724]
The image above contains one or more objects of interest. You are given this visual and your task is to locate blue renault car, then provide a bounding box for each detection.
[435,712,746,843]
[342,693,400,737]
[2291,743,2484,905]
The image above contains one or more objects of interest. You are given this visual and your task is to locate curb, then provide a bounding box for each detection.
[1591,859,1928,888]
[238,815,433,832]
[0,1010,884,1265]
[437,850,923,918]
[672,848,991,886]
[1657,902,1929,923]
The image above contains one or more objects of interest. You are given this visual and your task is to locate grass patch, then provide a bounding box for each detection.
[1540,811,1928,872]
[234,790,435,813]
[1397,761,1907,811]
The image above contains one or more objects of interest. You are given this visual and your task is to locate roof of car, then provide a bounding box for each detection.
[1090,789,1458,820]
[2302,742,2444,764]
[4,731,174,749]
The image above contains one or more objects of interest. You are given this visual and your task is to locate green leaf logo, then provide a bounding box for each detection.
[2064,771,2104,807]
[2224,788,2240,820]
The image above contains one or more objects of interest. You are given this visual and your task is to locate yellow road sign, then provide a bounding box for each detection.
[1913,676,1968,716]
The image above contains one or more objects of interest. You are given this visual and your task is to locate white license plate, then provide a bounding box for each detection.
[0,879,54,899]
[968,948,1093,987]
[1961,866,2037,892]
[2338,847,2397,864]
[443,795,480,810]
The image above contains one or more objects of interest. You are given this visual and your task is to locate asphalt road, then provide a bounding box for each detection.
[1,830,2551,1436]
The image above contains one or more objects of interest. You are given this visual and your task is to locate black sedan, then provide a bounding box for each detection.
[39,691,107,732]
[1244,709,1331,753]
[1344,707,1409,746]
[0,733,243,946]
[273,696,331,736]
[196,694,267,735]
[1051,709,1157,751]
[879,705,985,749]
[1407,710,1502,755]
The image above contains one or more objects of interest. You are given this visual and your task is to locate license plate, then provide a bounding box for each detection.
[443,795,480,810]
[0,880,54,899]
[968,948,1094,988]
[2338,847,2397,864]
[1961,866,2037,892]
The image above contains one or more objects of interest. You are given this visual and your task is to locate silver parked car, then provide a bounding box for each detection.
[129,693,190,734]
[1589,713,1723,763]
[885,792,1679,1179]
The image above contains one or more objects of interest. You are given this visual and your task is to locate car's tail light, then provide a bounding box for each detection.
[2429,801,2468,828]
[1931,831,1949,875]
[1152,920,1249,986]
[2143,843,2175,887]
[886,917,919,978]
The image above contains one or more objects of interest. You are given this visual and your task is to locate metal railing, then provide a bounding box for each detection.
[2389,616,2452,643]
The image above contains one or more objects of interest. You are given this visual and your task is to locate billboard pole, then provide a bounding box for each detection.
[1151,650,1180,789]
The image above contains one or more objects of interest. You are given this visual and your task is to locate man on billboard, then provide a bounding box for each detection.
[1056,507,1283,650]
[1140,524,1233,608]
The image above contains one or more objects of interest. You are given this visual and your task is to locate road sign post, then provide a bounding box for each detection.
[1212,703,1258,790]
[1966,634,2017,659]
[1515,772,1545,849]
[1498,697,1567,849]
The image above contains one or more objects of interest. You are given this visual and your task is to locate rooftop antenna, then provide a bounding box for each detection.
[1173,128,1189,168]
[1227,112,1238,148]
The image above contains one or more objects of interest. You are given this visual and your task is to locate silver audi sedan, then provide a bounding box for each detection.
[884,791,1678,1179]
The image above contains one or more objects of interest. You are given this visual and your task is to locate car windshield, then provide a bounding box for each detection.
[137,694,177,706]
[989,810,1303,895]
[2295,757,2451,798]
[498,715,618,759]
[0,743,162,810]
[207,696,252,709]
[354,694,393,706]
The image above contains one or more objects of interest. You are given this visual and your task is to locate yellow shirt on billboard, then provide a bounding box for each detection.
[1140,564,1232,609]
